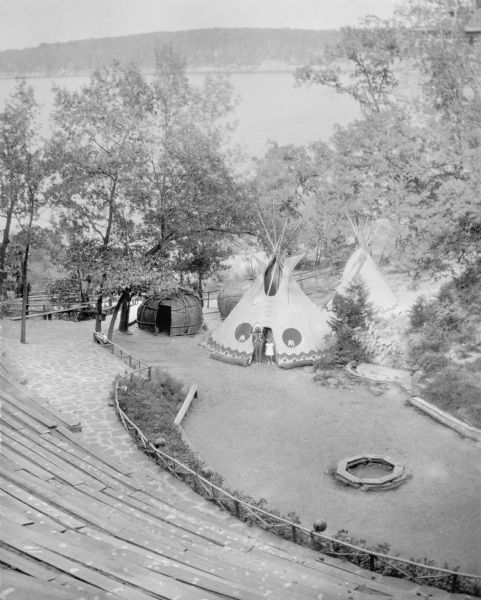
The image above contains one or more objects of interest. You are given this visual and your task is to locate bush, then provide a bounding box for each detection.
[409,296,437,330]
[328,282,373,366]
[423,369,481,428]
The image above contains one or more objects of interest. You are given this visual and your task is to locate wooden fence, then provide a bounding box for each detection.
[99,337,480,597]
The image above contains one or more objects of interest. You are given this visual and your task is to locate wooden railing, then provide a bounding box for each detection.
[100,338,481,597]
[99,336,151,379]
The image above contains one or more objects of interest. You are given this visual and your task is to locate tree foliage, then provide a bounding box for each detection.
[295,17,401,113]
[326,282,374,365]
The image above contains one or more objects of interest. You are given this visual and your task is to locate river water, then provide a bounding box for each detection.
[0,71,359,157]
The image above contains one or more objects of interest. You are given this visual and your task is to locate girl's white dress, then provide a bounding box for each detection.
[265,342,274,357]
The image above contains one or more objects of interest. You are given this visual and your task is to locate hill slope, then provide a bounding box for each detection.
[0,27,339,77]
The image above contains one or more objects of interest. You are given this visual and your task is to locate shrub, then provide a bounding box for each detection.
[423,369,481,428]
[330,282,373,331]
[328,282,373,365]
[410,296,437,330]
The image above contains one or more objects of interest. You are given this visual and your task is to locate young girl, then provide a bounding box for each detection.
[265,333,275,365]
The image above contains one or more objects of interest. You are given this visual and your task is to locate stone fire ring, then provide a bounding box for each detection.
[335,454,407,491]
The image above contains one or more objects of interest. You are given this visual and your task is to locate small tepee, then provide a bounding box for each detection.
[332,217,397,311]
[205,220,331,368]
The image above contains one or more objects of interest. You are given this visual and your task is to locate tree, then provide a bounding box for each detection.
[140,46,254,264]
[0,82,39,301]
[173,233,229,299]
[48,62,149,331]
[389,0,481,272]
[295,17,401,113]
[0,82,51,340]
[328,282,373,365]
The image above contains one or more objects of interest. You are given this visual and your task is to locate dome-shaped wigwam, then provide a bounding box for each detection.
[137,288,203,336]
[217,279,252,320]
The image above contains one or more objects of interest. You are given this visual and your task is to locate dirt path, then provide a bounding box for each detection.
[110,313,481,575]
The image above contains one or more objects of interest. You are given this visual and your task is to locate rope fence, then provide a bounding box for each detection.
[99,336,480,597]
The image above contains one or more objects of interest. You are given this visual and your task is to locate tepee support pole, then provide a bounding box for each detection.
[256,207,276,252]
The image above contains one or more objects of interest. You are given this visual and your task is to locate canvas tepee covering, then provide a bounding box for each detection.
[205,253,331,368]
[332,218,397,311]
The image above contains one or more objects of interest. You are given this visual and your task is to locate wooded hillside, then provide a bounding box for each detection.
[0,28,339,76]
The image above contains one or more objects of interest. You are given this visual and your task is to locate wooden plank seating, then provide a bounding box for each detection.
[0,570,115,600]
[1,405,53,436]
[0,483,85,531]
[1,432,88,488]
[0,546,61,582]
[0,527,157,600]
[48,425,135,476]
[0,381,82,431]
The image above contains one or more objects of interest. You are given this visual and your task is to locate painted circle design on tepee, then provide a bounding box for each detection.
[235,322,252,342]
[282,328,302,348]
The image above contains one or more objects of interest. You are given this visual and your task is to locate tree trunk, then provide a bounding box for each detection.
[197,271,203,306]
[95,293,103,333]
[107,287,130,340]
[78,269,87,303]
[119,288,131,332]
[20,243,30,344]
[95,273,107,332]
[0,200,14,302]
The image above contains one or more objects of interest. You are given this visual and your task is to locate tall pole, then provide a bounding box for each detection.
[20,243,30,344]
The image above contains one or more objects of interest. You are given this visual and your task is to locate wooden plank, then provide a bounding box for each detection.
[174,384,198,425]
[0,481,86,531]
[49,426,134,476]
[2,405,52,435]
[81,524,313,600]
[0,545,60,582]
[0,570,92,600]
[1,426,106,491]
[2,434,87,487]
[0,526,155,600]
[0,468,106,532]
[102,486,228,548]
[131,489,255,550]
[1,388,61,429]
[43,430,136,485]
[4,522,201,600]
[4,424,128,490]
[0,489,36,526]
[1,385,81,431]
[1,445,56,481]
[33,524,263,600]
[9,303,92,321]
[1,412,27,431]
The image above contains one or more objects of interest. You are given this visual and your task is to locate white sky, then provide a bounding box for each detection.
[0,0,399,51]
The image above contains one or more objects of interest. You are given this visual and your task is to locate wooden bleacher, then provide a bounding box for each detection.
[0,380,457,599]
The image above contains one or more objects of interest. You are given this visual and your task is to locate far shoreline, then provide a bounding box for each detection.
[0,66,299,80]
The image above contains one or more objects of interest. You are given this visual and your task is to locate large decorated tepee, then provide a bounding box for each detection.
[205,221,331,368]
[331,216,397,311]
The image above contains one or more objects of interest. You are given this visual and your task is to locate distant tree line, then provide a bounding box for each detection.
[0,28,339,77]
